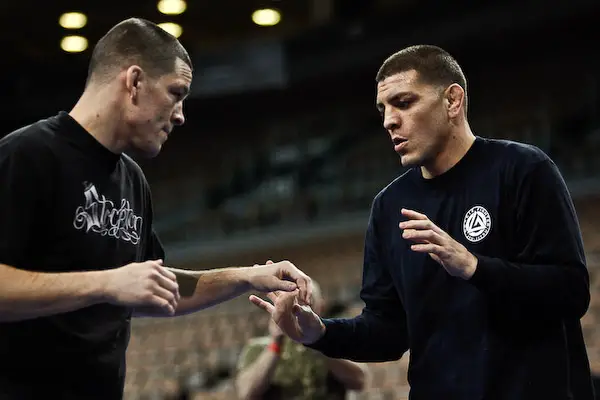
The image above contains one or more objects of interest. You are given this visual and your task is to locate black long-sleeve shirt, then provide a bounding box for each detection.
[308,136,594,400]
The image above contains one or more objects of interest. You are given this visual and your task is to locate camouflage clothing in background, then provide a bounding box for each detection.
[236,336,346,400]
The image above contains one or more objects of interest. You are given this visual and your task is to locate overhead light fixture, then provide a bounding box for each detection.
[59,12,87,29]
[158,22,183,38]
[252,8,281,27]
[157,0,187,15]
[61,35,88,53]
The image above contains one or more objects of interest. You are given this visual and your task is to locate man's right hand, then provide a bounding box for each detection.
[102,260,180,315]
[246,260,313,305]
[250,290,325,345]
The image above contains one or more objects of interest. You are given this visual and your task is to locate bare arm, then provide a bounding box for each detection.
[173,267,252,316]
[235,340,283,400]
[0,260,182,322]
[134,261,311,318]
[324,357,368,391]
[0,263,105,322]
[134,267,251,317]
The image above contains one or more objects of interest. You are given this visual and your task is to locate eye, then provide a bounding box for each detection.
[170,90,184,101]
[394,100,411,110]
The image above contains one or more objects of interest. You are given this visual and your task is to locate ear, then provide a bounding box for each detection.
[445,83,465,118]
[124,65,144,103]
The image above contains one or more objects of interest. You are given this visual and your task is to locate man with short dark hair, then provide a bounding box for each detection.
[0,18,312,400]
[251,45,595,399]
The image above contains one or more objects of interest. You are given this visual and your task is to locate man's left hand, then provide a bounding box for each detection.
[399,208,478,280]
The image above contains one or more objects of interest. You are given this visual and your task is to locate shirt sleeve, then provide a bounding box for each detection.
[0,137,52,268]
[468,157,590,321]
[306,196,409,362]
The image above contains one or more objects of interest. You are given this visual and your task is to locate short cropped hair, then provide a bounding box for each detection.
[86,18,192,85]
[376,45,468,112]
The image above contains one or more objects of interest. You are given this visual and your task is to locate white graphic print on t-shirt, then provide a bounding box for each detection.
[73,182,143,245]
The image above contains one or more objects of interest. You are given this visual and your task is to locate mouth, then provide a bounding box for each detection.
[392,137,408,152]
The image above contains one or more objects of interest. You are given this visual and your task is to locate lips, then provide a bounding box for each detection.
[392,137,407,152]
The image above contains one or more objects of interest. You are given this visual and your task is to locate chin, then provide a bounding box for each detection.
[131,144,162,159]
[146,145,162,158]
[399,152,424,168]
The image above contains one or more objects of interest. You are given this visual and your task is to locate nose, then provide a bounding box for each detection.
[383,108,400,132]
[172,102,185,126]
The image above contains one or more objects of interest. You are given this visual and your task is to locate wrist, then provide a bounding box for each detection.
[319,319,326,339]
[463,253,478,280]
[239,266,255,290]
[306,318,327,345]
[88,270,113,304]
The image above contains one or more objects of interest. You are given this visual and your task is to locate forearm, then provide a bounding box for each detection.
[0,263,105,322]
[469,255,590,319]
[170,266,252,316]
[236,347,281,399]
[306,311,408,362]
[325,357,368,391]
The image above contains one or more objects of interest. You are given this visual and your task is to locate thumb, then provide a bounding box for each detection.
[293,303,315,323]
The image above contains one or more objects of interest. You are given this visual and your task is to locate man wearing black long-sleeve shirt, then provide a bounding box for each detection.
[250,45,595,399]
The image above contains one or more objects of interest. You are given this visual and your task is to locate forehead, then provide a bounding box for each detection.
[376,70,429,102]
[161,57,193,86]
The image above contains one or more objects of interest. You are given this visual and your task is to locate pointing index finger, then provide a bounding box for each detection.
[401,208,428,220]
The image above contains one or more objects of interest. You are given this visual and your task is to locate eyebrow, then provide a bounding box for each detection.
[375,91,413,111]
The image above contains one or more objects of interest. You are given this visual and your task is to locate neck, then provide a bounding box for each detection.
[69,83,127,154]
[421,120,476,179]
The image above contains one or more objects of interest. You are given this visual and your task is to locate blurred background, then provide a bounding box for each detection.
[2,0,600,398]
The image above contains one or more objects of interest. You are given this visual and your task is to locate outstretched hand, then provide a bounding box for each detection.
[249,289,325,345]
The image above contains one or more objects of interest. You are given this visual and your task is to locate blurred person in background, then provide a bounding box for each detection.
[235,281,367,400]
[0,17,312,400]
[251,44,594,399]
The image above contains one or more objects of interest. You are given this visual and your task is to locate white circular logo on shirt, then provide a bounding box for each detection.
[463,206,491,243]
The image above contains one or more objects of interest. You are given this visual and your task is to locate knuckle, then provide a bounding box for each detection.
[150,270,162,280]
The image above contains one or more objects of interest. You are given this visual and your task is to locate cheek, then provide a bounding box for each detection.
[154,103,174,123]
[416,106,444,135]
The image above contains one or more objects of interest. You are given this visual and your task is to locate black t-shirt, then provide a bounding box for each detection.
[310,136,595,399]
[0,112,164,399]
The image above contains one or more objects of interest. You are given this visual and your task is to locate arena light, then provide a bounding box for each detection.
[157,0,187,15]
[59,12,87,29]
[61,35,88,53]
[158,22,183,38]
[252,8,281,27]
